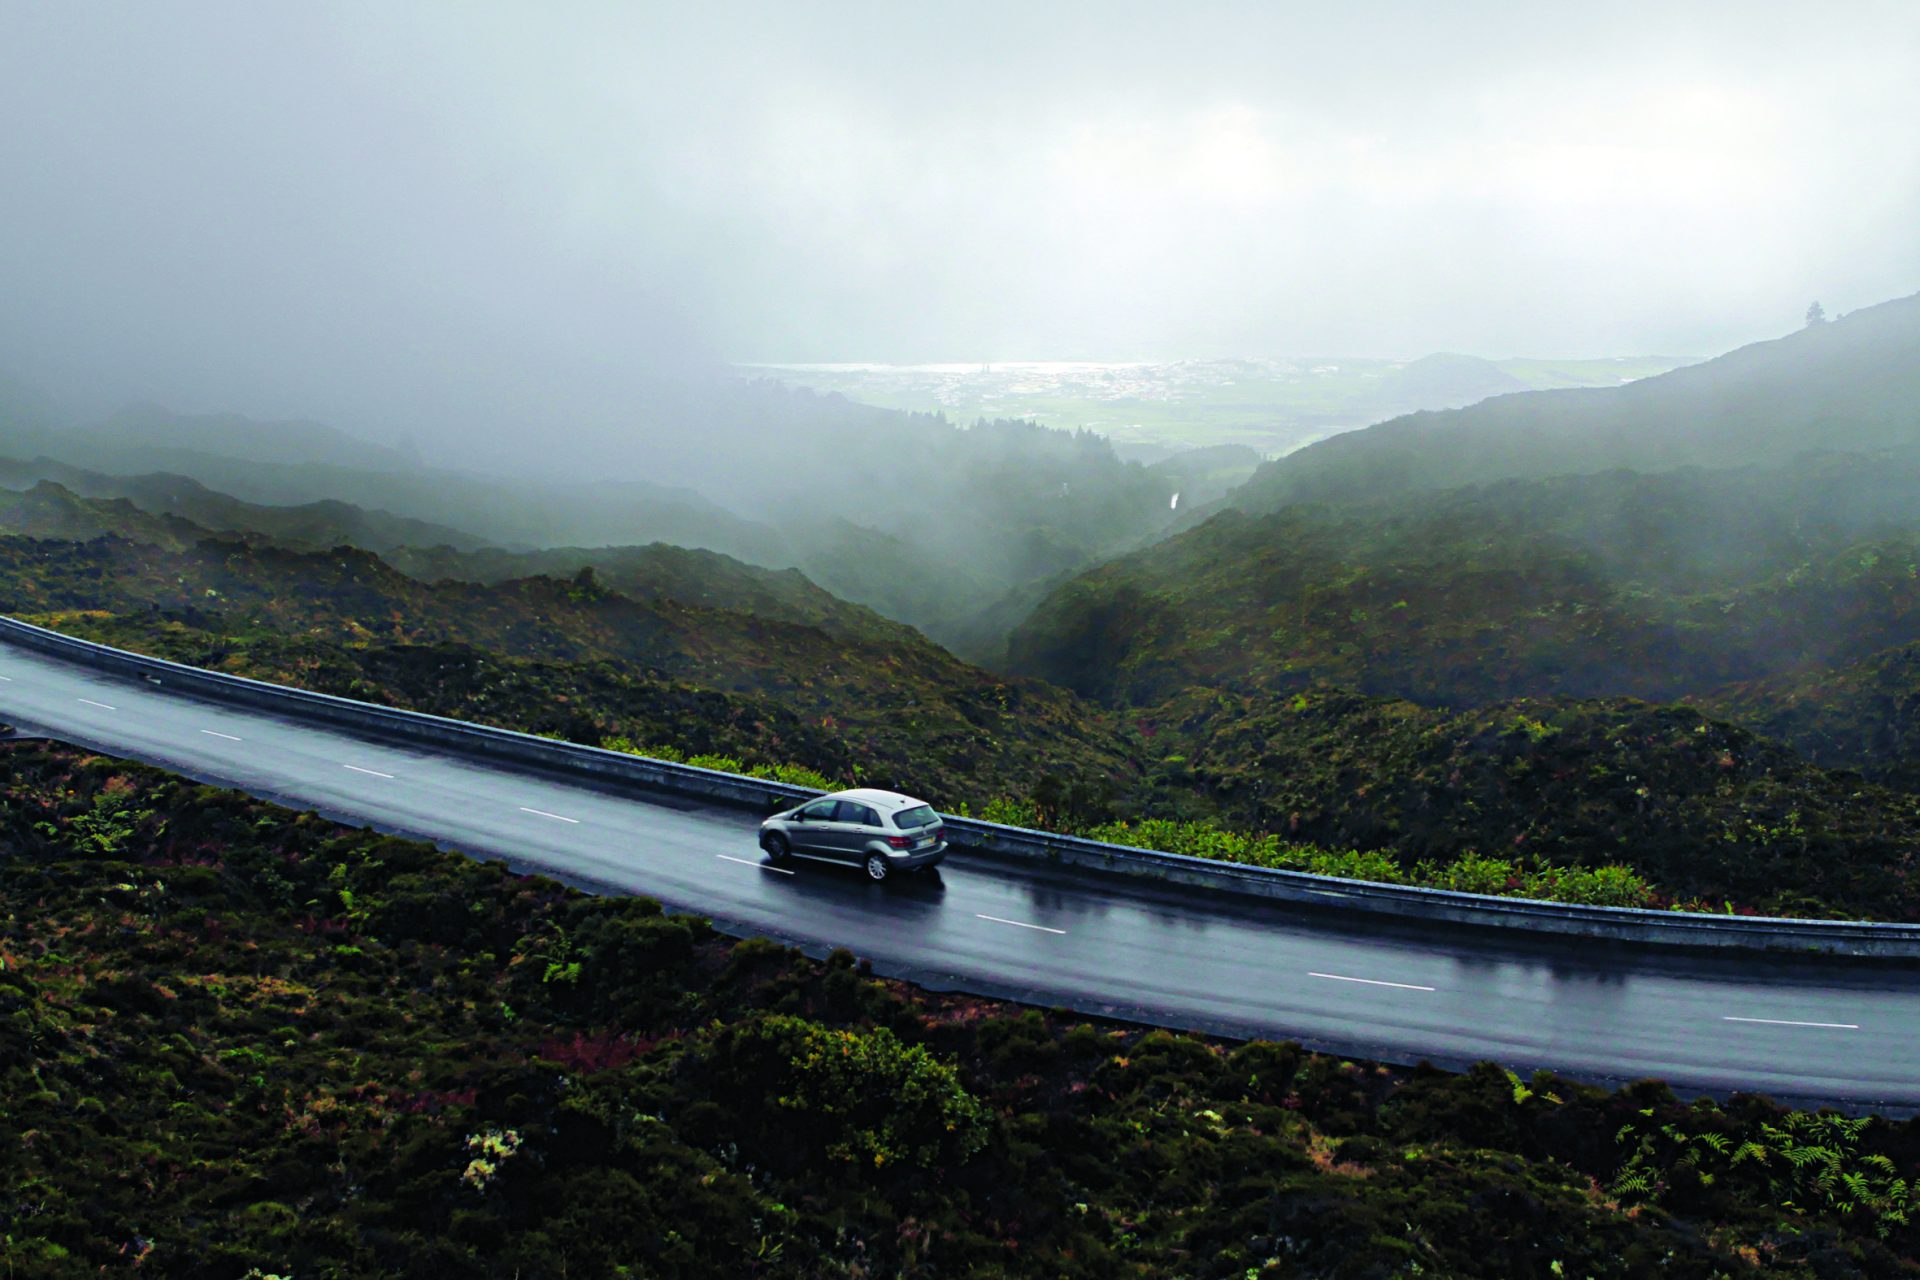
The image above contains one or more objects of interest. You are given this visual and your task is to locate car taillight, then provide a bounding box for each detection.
[887,835,911,849]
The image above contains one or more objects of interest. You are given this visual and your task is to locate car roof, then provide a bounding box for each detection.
[825,787,931,810]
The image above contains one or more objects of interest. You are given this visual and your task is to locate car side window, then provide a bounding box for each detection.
[799,800,837,820]
[837,802,878,827]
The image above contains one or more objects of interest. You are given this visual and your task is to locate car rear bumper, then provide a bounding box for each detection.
[888,842,947,870]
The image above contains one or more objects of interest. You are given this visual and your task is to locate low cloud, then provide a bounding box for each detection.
[1,1,1915,459]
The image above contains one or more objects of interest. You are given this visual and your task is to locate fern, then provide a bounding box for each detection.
[1610,1168,1655,1198]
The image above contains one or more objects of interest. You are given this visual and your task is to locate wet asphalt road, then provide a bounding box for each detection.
[4,634,1916,1112]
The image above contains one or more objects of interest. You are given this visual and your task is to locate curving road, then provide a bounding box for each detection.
[3,634,1917,1112]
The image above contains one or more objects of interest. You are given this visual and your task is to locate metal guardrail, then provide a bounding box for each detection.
[5,614,1920,958]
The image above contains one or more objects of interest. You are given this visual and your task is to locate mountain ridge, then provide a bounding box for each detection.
[1232,290,1920,512]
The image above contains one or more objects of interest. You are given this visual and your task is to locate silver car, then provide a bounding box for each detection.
[759,787,948,882]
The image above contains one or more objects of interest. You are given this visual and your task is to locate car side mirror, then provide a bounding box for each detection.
[793,810,808,822]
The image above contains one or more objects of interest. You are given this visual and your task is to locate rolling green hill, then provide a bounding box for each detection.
[1006,461,1920,709]
[1008,286,1920,711]
[0,454,983,644]
[0,484,1138,806]
[84,401,425,472]
[16,444,792,563]
[2,391,1193,639]
[0,479,202,549]
[0,458,492,553]
[0,476,915,645]
[1233,291,1920,513]
[990,292,1920,918]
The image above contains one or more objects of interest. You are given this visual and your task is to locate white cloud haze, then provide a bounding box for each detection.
[2,0,1916,454]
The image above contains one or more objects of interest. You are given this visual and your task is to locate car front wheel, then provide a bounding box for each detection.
[864,852,889,883]
[762,831,791,862]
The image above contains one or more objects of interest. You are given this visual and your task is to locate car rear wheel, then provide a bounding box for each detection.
[762,831,791,862]
[864,852,889,883]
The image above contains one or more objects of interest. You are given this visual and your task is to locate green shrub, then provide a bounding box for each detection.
[979,796,1042,828]
[602,736,842,790]
[746,761,842,791]
[599,736,685,763]
[1070,816,1655,907]
[702,1012,990,1173]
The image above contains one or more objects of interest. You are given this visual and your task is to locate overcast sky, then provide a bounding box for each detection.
[2,1,1917,442]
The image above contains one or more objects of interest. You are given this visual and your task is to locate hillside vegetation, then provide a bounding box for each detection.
[5,739,1917,1278]
[0,456,493,553]
[1134,689,1920,919]
[15,463,1920,917]
[1008,461,1920,708]
[2,382,1199,643]
[0,476,913,646]
[992,292,1920,917]
[0,531,1133,808]
[1694,643,1920,793]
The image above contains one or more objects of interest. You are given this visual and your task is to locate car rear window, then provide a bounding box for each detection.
[891,804,938,829]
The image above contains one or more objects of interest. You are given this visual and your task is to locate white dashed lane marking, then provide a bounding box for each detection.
[1723,1016,1859,1030]
[200,729,243,741]
[1309,971,1436,992]
[717,853,795,875]
[342,764,396,779]
[519,806,580,824]
[976,914,1067,935]
[77,698,116,711]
